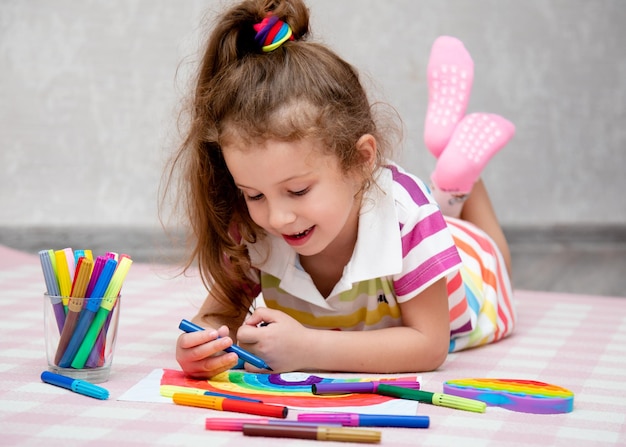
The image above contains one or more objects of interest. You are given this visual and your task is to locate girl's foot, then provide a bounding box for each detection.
[431,113,515,194]
[424,36,474,158]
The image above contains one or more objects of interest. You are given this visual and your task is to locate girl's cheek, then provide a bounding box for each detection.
[248,206,268,228]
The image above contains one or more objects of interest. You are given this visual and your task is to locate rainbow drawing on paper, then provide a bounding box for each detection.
[160,369,418,407]
[443,378,574,414]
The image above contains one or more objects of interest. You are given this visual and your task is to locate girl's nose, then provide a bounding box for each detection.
[268,200,297,229]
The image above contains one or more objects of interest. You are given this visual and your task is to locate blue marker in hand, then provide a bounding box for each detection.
[179,319,272,371]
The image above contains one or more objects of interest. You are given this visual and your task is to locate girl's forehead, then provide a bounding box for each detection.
[223,137,339,177]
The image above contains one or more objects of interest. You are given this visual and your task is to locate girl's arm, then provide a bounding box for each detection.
[239,278,451,373]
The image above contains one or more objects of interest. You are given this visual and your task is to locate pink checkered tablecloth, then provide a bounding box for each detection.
[0,245,625,446]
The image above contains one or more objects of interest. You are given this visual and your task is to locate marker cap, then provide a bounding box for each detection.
[72,378,110,400]
[316,426,382,443]
[206,418,268,431]
[432,392,487,413]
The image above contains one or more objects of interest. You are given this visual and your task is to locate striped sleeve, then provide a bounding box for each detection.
[388,165,463,302]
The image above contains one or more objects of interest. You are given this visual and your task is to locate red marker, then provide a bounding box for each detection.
[172,393,288,418]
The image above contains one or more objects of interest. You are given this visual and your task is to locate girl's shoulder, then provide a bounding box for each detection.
[378,163,439,213]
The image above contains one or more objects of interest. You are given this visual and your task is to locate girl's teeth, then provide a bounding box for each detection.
[293,227,311,238]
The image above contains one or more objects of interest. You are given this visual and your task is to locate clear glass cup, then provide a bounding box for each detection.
[44,294,121,383]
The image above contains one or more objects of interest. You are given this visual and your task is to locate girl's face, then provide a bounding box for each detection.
[223,137,371,258]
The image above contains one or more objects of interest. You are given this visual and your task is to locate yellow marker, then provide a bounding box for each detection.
[54,250,72,299]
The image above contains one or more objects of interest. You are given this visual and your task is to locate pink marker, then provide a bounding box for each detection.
[63,247,76,282]
[205,418,339,431]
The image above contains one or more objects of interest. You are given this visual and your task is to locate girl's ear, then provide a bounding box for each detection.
[355,134,378,170]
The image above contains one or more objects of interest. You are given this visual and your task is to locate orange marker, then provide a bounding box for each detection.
[172,393,288,418]
[54,257,93,364]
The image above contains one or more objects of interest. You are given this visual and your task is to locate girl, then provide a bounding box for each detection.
[167,0,516,378]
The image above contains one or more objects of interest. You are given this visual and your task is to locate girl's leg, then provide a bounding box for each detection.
[458,179,512,276]
[423,37,513,276]
[428,113,514,276]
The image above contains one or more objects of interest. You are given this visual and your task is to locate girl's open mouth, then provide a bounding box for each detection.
[282,226,315,245]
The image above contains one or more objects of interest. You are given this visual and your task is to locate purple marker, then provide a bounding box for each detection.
[84,256,107,299]
[311,380,420,395]
[298,412,430,429]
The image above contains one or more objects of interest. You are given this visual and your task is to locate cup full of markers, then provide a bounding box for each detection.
[39,248,132,383]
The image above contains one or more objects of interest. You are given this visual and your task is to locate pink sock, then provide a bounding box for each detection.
[431,113,515,194]
[424,36,474,158]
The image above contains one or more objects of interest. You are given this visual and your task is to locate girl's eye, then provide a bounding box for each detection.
[246,193,264,201]
[291,187,310,197]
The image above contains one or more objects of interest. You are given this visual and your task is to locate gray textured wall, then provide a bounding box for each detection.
[2,0,625,232]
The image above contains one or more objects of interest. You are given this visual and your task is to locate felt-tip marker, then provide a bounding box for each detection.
[172,393,288,418]
[178,319,272,370]
[242,423,381,443]
[160,384,262,403]
[298,412,430,428]
[40,371,109,400]
[205,418,340,431]
[376,383,486,413]
[312,380,420,395]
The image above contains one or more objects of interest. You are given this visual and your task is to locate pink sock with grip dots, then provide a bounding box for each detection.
[424,36,474,158]
[431,113,515,195]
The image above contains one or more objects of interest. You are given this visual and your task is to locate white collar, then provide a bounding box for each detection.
[247,167,402,308]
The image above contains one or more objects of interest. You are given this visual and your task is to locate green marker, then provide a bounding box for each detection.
[376,383,487,413]
[71,257,132,369]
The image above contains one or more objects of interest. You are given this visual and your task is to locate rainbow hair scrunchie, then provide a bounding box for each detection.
[254,15,294,52]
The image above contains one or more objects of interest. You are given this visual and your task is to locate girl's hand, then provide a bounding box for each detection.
[176,324,240,378]
[237,307,313,373]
